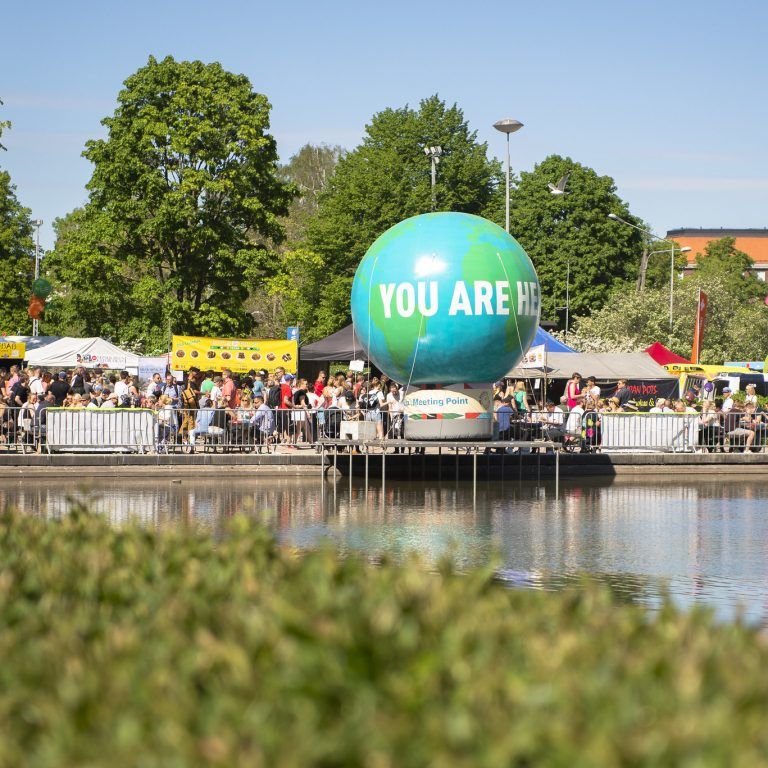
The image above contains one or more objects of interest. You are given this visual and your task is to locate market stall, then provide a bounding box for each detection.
[24,337,140,372]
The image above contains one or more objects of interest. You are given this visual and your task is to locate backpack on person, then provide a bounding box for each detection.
[266,384,282,409]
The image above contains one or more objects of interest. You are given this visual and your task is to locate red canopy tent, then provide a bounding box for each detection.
[643,342,689,366]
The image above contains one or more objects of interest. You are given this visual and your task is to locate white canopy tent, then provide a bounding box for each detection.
[507,352,676,381]
[25,337,141,372]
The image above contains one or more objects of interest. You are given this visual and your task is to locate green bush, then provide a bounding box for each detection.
[0,511,767,767]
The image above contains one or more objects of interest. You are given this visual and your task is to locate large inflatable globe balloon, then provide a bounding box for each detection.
[351,212,540,384]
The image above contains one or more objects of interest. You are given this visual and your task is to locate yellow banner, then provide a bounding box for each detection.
[171,335,297,374]
[0,341,25,359]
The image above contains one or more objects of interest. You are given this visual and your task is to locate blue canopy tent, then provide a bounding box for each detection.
[532,327,577,353]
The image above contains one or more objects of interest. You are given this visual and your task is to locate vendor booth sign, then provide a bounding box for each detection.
[171,335,298,374]
[0,341,25,359]
[604,379,679,411]
[520,344,545,368]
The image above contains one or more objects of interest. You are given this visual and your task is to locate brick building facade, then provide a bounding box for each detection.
[667,228,768,281]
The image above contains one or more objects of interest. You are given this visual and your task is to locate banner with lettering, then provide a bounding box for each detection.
[171,335,298,374]
[0,341,25,359]
[603,379,680,411]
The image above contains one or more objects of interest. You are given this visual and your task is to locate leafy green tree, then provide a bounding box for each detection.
[694,237,765,300]
[307,95,503,274]
[294,96,503,340]
[562,259,768,362]
[279,144,344,246]
[0,110,35,335]
[46,56,294,350]
[508,155,643,324]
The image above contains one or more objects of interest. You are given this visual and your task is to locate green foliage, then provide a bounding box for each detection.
[278,143,345,247]
[0,107,35,334]
[287,96,503,341]
[307,95,503,276]
[509,155,644,323]
[564,267,768,362]
[694,237,765,300]
[1,511,768,766]
[44,56,294,350]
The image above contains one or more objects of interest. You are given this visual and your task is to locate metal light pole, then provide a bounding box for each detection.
[423,146,444,211]
[493,118,523,232]
[31,219,43,337]
[608,213,690,337]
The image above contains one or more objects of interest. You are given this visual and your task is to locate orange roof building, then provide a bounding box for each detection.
[667,228,768,281]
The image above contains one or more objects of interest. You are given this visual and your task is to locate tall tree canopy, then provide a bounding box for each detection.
[291,96,502,339]
[278,144,344,247]
[508,155,643,324]
[45,56,294,351]
[0,107,35,334]
[562,249,768,363]
[307,95,503,273]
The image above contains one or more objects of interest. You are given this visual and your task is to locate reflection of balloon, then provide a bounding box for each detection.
[28,296,45,319]
[32,278,53,298]
[351,212,540,384]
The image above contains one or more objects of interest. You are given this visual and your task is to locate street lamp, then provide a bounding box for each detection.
[30,219,43,337]
[608,214,690,337]
[423,146,444,211]
[493,118,523,233]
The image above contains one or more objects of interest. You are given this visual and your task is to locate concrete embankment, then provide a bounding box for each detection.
[0,450,766,480]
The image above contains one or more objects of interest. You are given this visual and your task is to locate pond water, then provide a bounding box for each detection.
[4,475,768,624]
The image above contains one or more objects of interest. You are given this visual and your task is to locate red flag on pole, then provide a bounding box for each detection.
[691,289,708,364]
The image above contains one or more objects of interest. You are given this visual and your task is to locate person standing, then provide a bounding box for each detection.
[221,369,238,408]
[565,373,582,410]
[49,371,70,407]
[614,379,632,407]
[313,371,326,398]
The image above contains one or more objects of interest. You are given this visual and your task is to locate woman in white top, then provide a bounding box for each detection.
[744,384,758,406]
[385,381,404,441]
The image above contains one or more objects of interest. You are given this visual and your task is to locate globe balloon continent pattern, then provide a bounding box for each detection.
[351,212,541,385]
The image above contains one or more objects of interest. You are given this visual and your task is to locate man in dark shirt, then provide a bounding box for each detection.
[614,379,632,407]
[49,371,70,406]
[11,374,30,407]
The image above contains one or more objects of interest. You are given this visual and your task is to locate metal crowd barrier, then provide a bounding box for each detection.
[0,404,764,454]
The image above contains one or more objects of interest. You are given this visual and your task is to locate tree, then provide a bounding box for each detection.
[508,155,644,324]
[307,95,503,275]
[0,106,35,335]
[45,56,294,351]
[278,144,344,246]
[561,257,768,363]
[694,237,765,300]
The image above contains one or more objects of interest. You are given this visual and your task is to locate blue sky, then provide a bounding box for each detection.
[2,0,766,249]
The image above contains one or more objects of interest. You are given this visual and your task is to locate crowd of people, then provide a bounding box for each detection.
[0,364,410,452]
[0,363,764,453]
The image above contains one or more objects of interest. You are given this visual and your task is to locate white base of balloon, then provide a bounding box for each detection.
[404,417,493,440]
[402,383,494,441]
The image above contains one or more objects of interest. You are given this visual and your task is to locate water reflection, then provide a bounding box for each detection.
[2,475,767,624]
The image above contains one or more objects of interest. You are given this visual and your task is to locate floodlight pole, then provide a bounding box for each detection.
[424,146,444,211]
[31,219,43,337]
[493,119,523,233]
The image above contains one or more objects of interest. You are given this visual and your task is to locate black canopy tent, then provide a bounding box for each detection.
[300,324,366,362]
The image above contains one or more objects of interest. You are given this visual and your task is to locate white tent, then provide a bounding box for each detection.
[25,337,140,371]
[507,352,676,380]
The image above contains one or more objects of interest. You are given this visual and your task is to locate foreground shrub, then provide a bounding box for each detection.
[0,511,766,767]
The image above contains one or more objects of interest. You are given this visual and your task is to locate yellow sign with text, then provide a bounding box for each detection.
[171,335,297,374]
[0,341,25,359]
